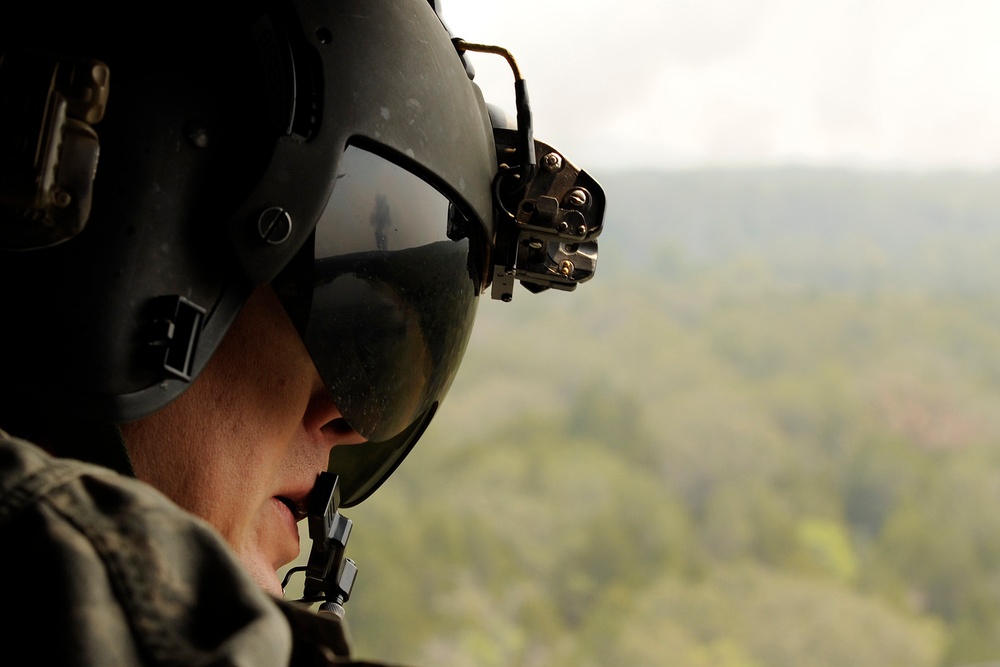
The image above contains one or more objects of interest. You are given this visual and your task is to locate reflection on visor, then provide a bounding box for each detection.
[279,145,483,505]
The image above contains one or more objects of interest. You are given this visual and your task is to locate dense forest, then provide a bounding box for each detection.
[286,168,1000,666]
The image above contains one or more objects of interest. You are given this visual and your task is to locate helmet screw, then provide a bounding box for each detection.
[53,190,72,208]
[541,152,563,172]
[577,224,588,236]
[258,207,293,245]
[559,260,575,276]
[184,121,211,149]
[567,189,589,208]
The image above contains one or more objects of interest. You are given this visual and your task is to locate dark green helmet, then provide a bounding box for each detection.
[0,0,604,505]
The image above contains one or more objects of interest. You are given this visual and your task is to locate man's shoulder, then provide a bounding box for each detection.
[0,429,135,510]
[0,431,402,667]
[0,430,295,665]
[0,429,213,546]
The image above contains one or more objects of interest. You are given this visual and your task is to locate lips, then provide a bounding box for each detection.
[269,474,325,568]
[275,496,307,521]
[266,495,304,567]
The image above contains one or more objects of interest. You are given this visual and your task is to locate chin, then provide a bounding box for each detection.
[260,573,285,598]
[241,556,286,598]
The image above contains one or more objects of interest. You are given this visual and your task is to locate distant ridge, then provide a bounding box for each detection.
[596,168,1000,293]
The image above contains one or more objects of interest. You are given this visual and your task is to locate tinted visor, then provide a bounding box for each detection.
[275,145,484,506]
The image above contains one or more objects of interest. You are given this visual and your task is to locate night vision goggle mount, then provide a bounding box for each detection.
[455,41,605,303]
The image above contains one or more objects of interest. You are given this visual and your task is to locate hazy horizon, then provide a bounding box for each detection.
[444,0,1000,174]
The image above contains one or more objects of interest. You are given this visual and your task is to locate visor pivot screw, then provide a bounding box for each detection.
[184,121,211,149]
[566,189,589,209]
[577,224,588,236]
[541,152,563,172]
[558,221,570,233]
[559,260,575,277]
[258,207,293,245]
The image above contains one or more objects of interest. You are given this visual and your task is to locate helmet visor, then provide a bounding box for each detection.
[274,145,484,505]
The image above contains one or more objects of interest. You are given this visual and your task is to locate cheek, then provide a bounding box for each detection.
[123,388,288,549]
[214,291,319,442]
[122,286,318,540]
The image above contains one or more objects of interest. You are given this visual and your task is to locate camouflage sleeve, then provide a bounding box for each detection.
[0,431,295,666]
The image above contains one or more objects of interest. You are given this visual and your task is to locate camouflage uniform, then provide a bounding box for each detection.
[0,428,388,666]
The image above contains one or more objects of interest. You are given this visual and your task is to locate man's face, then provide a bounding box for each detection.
[120,285,365,596]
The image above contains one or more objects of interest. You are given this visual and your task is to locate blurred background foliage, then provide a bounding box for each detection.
[294,168,1000,666]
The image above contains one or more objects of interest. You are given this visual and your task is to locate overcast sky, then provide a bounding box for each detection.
[442,0,1000,171]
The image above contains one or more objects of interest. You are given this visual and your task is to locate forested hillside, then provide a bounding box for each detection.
[295,168,1000,667]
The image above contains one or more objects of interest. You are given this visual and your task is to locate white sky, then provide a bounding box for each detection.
[442,0,1000,171]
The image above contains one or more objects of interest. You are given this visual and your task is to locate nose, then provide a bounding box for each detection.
[302,380,367,449]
